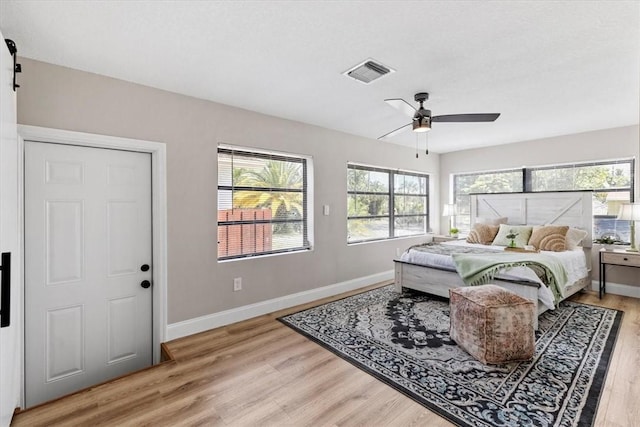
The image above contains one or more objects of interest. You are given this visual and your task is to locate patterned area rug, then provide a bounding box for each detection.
[279,286,622,427]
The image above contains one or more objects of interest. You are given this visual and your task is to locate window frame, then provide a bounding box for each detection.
[525,159,634,196]
[452,158,635,240]
[347,163,429,244]
[217,146,311,261]
[452,167,523,232]
[525,159,634,243]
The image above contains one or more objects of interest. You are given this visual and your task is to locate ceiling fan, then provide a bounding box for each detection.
[378,92,500,139]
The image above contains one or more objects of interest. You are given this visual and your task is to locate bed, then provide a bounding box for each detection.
[394,191,593,328]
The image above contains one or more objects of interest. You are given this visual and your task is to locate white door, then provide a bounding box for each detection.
[0,33,21,427]
[24,141,153,407]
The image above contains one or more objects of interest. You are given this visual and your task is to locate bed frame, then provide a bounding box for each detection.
[394,191,593,328]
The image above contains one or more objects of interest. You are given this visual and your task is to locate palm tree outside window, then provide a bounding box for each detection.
[217,146,311,260]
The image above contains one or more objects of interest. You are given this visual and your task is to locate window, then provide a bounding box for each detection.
[453,169,522,232]
[528,160,634,243]
[217,146,311,260]
[348,164,429,243]
[452,159,634,242]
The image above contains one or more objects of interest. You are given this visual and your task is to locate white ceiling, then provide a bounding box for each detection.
[1,1,638,153]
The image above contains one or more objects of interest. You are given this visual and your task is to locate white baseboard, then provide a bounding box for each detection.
[166,270,394,341]
[590,280,640,299]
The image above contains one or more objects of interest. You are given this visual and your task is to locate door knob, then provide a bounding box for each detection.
[141,264,150,272]
[141,280,151,289]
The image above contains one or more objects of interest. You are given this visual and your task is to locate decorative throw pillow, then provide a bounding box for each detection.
[466,223,500,245]
[476,216,508,226]
[491,224,533,248]
[529,225,569,251]
[565,227,588,250]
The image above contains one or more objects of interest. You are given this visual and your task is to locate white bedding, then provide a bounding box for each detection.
[399,240,589,310]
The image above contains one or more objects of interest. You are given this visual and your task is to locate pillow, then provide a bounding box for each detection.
[491,224,533,248]
[565,227,588,250]
[529,225,569,251]
[475,216,508,226]
[466,223,500,245]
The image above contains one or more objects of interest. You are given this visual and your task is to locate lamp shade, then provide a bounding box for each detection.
[617,203,640,221]
[442,204,457,217]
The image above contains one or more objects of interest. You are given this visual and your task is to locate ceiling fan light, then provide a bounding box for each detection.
[412,115,431,132]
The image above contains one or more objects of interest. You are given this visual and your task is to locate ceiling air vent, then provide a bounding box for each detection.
[343,59,394,84]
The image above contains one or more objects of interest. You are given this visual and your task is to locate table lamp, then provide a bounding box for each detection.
[442,203,457,235]
[617,203,640,252]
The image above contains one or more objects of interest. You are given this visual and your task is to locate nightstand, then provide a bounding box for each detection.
[599,250,640,298]
[433,235,461,243]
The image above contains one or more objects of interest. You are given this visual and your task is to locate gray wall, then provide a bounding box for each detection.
[17,58,440,324]
[17,57,639,323]
[440,125,640,287]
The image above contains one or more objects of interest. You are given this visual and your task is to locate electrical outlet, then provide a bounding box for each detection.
[233,277,242,291]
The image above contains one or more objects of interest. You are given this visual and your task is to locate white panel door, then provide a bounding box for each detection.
[25,141,153,407]
[0,33,21,427]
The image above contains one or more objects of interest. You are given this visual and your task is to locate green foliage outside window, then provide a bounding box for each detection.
[348,165,429,243]
[454,169,522,231]
[217,148,309,259]
[530,163,631,205]
[232,160,303,233]
[452,160,634,240]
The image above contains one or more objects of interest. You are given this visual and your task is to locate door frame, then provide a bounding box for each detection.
[18,125,168,406]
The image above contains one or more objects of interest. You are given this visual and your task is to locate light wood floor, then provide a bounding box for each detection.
[12,283,640,427]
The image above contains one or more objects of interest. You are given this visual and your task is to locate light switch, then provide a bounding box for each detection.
[323,205,330,216]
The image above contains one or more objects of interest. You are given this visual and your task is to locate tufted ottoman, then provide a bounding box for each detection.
[449,284,535,364]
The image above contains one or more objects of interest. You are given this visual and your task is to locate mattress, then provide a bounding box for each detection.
[399,240,589,310]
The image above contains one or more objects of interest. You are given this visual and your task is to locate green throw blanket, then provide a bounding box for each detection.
[451,252,568,304]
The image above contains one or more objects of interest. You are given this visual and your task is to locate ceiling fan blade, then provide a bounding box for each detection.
[431,113,500,123]
[384,98,416,118]
[378,123,412,139]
